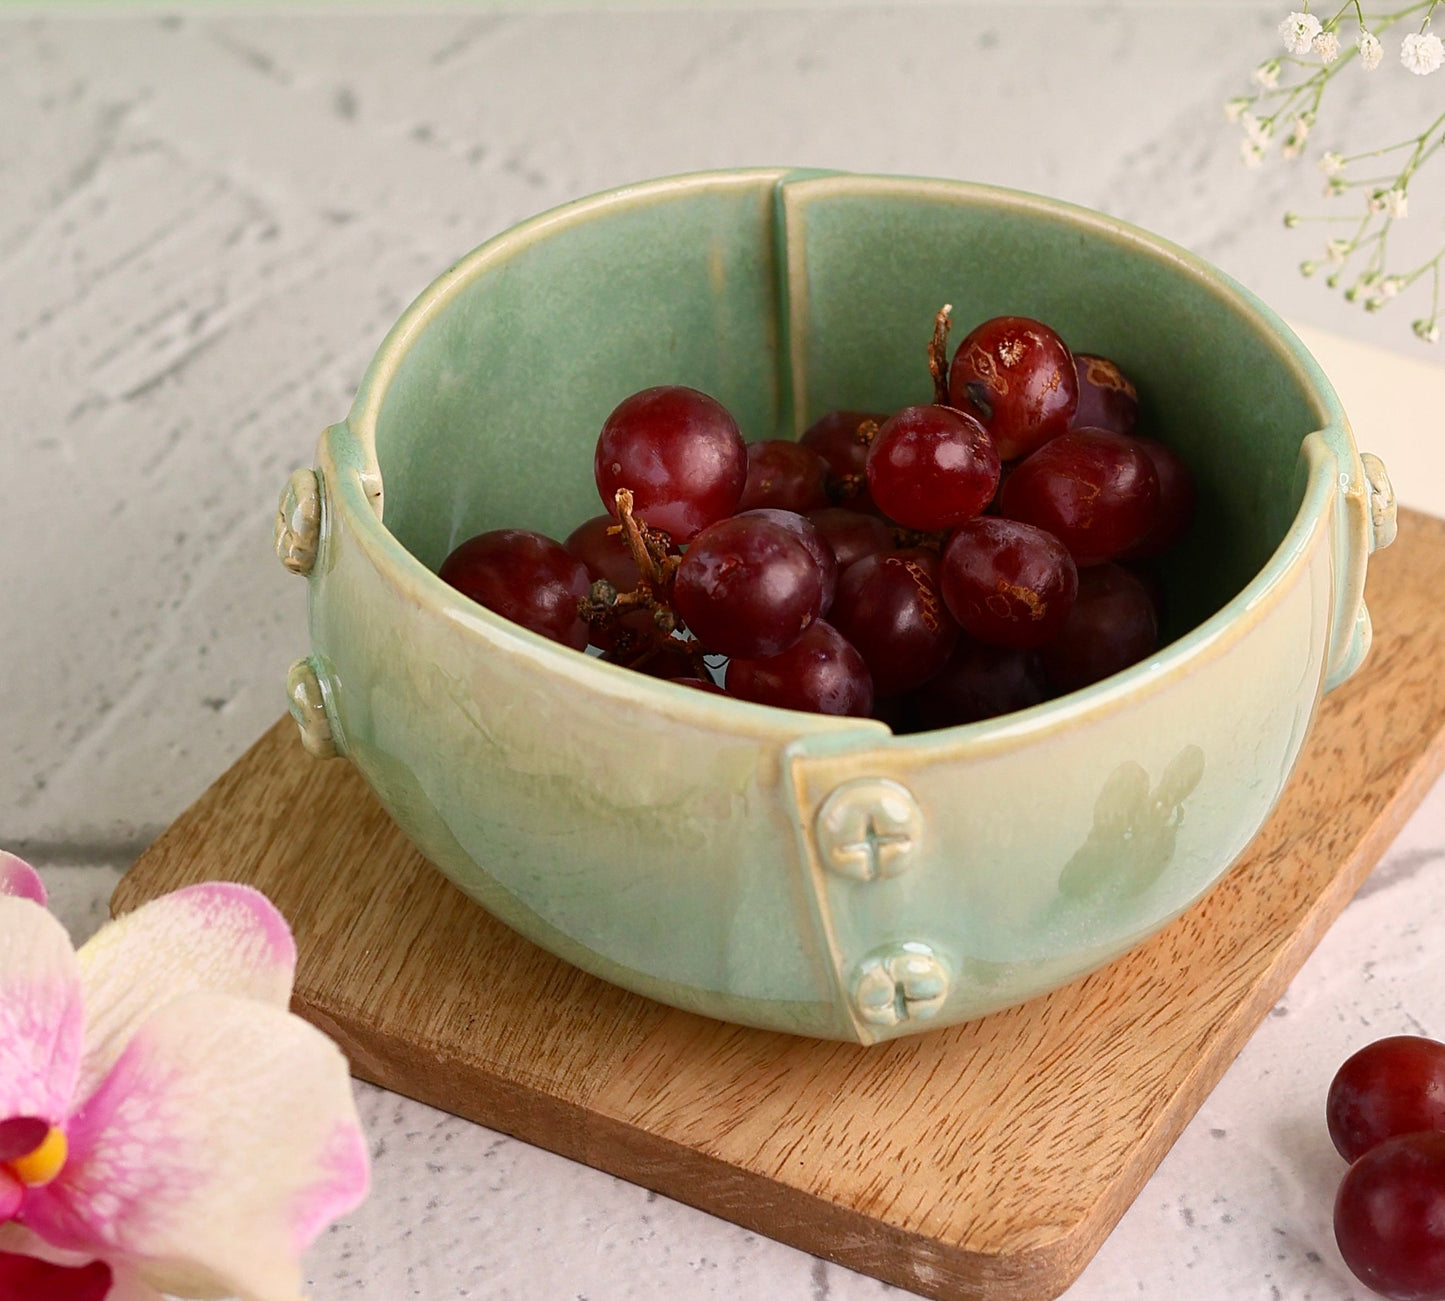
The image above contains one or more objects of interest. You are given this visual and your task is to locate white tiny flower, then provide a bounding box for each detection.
[1291,115,1312,145]
[1283,211,1301,228]
[1280,10,1323,53]
[1326,238,1351,265]
[1369,189,1387,212]
[1359,30,1384,69]
[1401,31,1444,75]
[1244,113,1274,147]
[1255,59,1283,88]
[1314,29,1340,62]
[1380,277,1404,299]
[1242,139,1266,168]
[1385,188,1409,218]
[1319,151,1345,177]
[1324,176,1349,197]
[1413,318,1441,343]
[1224,97,1251,123]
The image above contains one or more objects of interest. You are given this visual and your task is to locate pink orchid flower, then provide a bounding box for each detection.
[0,851,369,1301]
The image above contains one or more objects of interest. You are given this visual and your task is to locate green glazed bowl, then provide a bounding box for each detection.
[275,169,1397,1044]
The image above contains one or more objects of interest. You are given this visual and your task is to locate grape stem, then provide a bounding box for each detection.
[928,304,953,406]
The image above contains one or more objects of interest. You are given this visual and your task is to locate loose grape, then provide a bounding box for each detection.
[594,385,746,541]
[800,409,884,509]
[912,640,1047,728]
[806,508,894,572]
[1335,1131,1445,1300]
[1071,353,1139,435]
[949,316,1078,460]
[439,529,591,650]
[739,440,831,513]
[1329,1037,1445,1163]
[1039,563,1157,693]
[739,508,838,614]
[1001,428,1160,567]
[940,517,1078,650]
[1120,435,1196,559]
[674,515,825,659]
[726,620,874,717]
[866,405,1000,531]
[830,549,959,697]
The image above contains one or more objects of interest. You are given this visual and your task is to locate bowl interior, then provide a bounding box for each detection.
[368,171,1332,643]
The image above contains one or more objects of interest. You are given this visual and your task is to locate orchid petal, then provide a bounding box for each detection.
[0,899,82,1128]
[76,884,296,1100]
[0,855,45,906]
[24,993,368,1301]
[0,1248,111,1301]
[0,1227,164,1301]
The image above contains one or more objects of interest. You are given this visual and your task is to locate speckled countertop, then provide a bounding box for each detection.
[4,6,1444,1298]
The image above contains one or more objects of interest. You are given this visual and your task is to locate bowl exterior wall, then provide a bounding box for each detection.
[308,424,1338,1043]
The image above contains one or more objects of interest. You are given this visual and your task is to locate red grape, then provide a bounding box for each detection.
[866,405,1000,531]
[1072,353,1139,435]
[913,639,1047,727]
[800,409,883,509]
[726,620,873,717]
[1001,428,1160,567]
[740,508,838,614]
[1120,435,1196,559]
[739,440,831,513]
[940,517,1078,650]
[1329,1037,1445,1163]
[1039,563,1157,693]
[564,514,642,592]
[949,316,1078,460]
[830,549,959,697]
[439,529,591,650]
[674,515,825,659]
[807,507,894,572]
[1335,1131,1445,1300]
[594,386,746,541]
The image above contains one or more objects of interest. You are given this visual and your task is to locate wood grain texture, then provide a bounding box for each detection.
[113,509,1445,1301]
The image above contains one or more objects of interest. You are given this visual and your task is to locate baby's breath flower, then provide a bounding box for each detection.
[1318,151,1345,177]
[1300,260,1320,277]
[1244,113,1274,147]
[1401,31,1445,75]
[1413,318,1441,342]
[1345,282,1362,301]
[1358,29,1384,69]
[1254,59,1283,88]
[1224,96,1251,123]
[1326,238,1351,264]
[1369,189,1388,212]
[1313,29,1341,63]
[1283,211,1301,228]
[1385,188,1409,218]
[1282,135,1304,160]
[1380,276,1404,299]
[1280,10,1323,54]
[1324,176,1349,197]
[1242,139,1267,168]
[1366,296,1387,311]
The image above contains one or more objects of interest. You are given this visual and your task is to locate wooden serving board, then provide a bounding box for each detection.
[114,509,1445,1301]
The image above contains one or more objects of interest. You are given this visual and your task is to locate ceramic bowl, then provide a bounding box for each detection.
[275,169,1396,1044]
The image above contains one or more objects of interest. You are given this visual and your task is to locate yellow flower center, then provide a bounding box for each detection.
[7,1126,67,1187]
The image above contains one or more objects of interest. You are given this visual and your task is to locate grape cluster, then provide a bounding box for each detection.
[437,309,1197,726]
[1327,1036,1445,1299]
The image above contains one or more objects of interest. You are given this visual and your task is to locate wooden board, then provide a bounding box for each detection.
[113,508,1445,1301]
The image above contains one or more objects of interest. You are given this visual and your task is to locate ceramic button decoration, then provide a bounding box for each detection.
[274,169,1395,1044]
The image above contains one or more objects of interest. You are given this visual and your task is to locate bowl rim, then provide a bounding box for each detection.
[321,167,1353,749]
